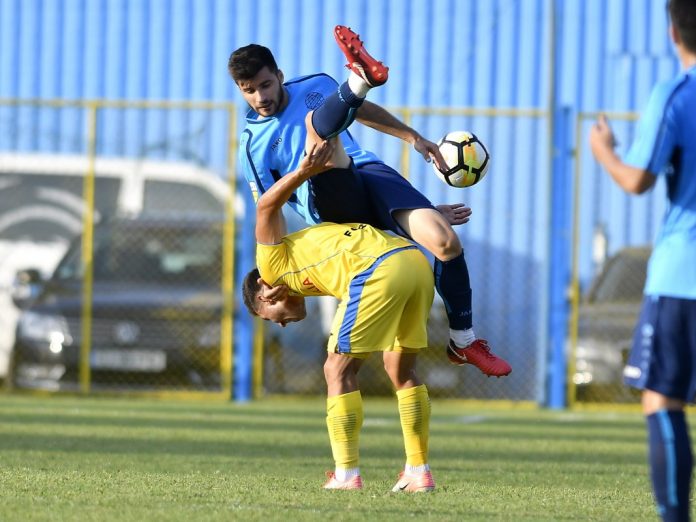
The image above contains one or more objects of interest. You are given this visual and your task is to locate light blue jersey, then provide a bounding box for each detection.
[239,73,381,225]
[624,65,696,299]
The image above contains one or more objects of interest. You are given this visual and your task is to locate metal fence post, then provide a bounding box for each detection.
[547,101,573,409]
[233,179,255,402]
[79,102,98,394]
[222,105,237,400]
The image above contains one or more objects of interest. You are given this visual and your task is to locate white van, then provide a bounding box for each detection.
[0,153,240,379]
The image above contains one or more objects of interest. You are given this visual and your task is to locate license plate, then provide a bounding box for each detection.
[91,350,167,372]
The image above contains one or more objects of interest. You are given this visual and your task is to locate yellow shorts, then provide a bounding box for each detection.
[327,247,434,356]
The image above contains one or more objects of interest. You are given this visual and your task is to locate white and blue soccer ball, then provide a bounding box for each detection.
[432,130,490,188]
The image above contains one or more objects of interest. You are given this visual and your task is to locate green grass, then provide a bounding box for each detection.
[0,394,685,521]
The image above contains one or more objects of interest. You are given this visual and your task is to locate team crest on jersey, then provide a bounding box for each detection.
[305,92,325,109]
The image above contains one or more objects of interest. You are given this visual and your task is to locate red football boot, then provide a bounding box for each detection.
[334,25,389,87]
[447,339,512,377]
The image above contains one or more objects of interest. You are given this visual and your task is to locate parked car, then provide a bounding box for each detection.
[9,217,227,391]
[573,245,651,402]
[0,153,236,381]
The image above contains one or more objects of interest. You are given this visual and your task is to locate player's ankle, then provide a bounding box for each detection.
[405,463,430,474]
[339,81,365,107]
[334,466,360,481]
[450,328,476,347]
[348,73,370,98]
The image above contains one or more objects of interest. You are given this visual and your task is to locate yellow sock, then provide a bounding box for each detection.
[326,390,363,470]
[396,384,431,467]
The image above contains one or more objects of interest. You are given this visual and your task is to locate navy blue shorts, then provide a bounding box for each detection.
[309,161,434,238]
[624,296,696,402]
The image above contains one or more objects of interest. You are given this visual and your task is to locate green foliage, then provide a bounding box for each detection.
[0,395,681,521]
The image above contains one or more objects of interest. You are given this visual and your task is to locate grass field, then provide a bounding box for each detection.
[0,394,685,521]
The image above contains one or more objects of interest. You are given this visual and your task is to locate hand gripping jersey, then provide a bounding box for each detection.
[239,74,381,225]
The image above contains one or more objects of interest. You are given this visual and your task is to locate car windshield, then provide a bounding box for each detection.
[54,223,222,285]
[591,252,648,303]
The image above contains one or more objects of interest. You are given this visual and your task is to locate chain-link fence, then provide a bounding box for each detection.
[0,100,237,397]
[2,101,659,404]
[567,112,661,404]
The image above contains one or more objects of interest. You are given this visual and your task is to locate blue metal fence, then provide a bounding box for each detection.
[0,0,680,405]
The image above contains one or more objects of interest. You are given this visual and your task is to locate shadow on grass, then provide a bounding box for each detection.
[0,431,330,460]
[0,410,326,433]
[0,428,646,469]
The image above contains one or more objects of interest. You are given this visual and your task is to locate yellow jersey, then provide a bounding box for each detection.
[256,222,416,298]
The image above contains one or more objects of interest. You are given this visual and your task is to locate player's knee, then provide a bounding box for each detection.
[323,357,338,382]
[383,361,410,389]
[305,110,319,136]
[429,230,462,260]
[323,355,348,384]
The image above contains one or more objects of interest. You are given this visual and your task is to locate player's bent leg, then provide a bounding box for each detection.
[304,111,351,169]
[393,209,512,377]
[393,208,461,261]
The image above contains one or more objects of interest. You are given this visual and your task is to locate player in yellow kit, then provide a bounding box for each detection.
[242,136,437,493]
[256,222,432,354]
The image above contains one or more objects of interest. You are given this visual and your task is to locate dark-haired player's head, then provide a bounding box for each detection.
[668,0,696,54]
[242,268,263,315]
[228,44,279,82]
[242,268,306,327]
[228,44,287,117]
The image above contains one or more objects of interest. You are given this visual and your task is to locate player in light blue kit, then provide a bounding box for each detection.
[590,1,696,520]
[228,26,511,377]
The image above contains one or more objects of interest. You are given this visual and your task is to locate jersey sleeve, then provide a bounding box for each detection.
[238,130,263,203]
[256,242,291,287]
[321,74,339,90]
[624,80,680,176]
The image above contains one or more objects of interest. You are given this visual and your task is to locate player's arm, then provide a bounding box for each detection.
[255,141,335,244]
[355,100,446,171]
[589,115,656,194]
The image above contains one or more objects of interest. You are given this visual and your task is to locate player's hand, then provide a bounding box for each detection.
[589,114,618,160]
[300,140,336,179]
[258,278,290,303]
[436,203,471,226]
[413,135,446,173]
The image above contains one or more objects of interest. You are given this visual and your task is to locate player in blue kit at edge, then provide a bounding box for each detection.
[228,25,511,377]
[590,1,696,520]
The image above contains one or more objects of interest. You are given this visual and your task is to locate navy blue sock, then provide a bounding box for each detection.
[646,409,693,522]
[311,82,363,139]
[433,251,473,330]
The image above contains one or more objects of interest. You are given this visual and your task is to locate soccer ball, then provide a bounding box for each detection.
[432,131,490,188]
